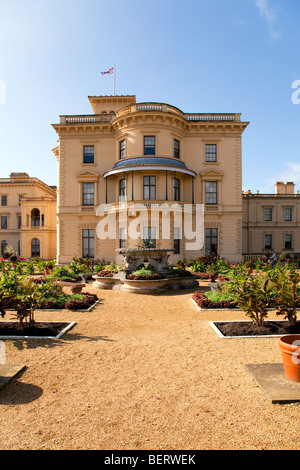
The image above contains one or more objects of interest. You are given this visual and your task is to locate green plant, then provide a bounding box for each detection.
[49,266,78,280]
[175,258,188,270]
[12,279,44,328]
[137,238,156,249]
[14,262,24,274]
[132,267,154,277]
[229,275,275,326]
[95,263,105,273]
[272,268,300,327]
[26,262,35,274]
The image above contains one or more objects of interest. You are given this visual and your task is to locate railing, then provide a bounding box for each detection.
[81,206,95,212]
[109,200,196,210]
[116,103,240,122]
[60,106,241,124]
[186,113,239,121]
[60,114,115,124]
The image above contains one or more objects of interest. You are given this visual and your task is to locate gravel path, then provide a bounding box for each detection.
[0,285,299,450]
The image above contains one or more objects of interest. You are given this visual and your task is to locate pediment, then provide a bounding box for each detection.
[76,170,100,181]
[199,169,224,180]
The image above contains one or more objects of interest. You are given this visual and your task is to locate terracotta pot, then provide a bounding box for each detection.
[278,335,300,382]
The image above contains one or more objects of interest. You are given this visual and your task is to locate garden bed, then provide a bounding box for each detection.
[39,293,99,311]
[191,290,237,309]
[0,321,76,339]
[210,320,300,338]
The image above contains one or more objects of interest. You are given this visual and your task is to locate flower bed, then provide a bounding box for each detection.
[39,293,98,311]
[126,273,163,280]
[210,320,300,338]
[192,290,237,309]
[96,270,115,278]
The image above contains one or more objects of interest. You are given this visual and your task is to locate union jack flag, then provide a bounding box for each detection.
[101,67,114,75]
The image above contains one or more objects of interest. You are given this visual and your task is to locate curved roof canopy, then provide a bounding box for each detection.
[103,157,196,178]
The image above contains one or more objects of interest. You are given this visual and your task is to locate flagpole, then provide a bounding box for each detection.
[113,64,116,96]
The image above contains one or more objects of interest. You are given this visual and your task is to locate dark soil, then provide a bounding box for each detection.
[215,320,300,337]
[0,322,72,337]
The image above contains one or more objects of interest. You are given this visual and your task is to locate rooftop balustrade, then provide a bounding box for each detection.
[59,103,241,124]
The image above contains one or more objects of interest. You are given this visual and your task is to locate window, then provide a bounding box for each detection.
[174,139,180,159]
[82,182,94,206]
[285,234,292,250]
[119,178,126,201]
[143,227,156,247]
[143,176,156,200]
[265,208,272,221]
[1,216,7,229]
[83,146,94,164]
[31,208,40,227]
[119,227,126,249]
[206,144,217,162]
[18,216,22,229]
[31,238,40,257]
[1,240,7,257]
[144,136,155,155]
[284,208,292,221]
[205,228,218,255]
[1,195,7,206]
[18,195,23,206]
[174,227,181,254]
[82,229,95,258]
[205,181,217,205]
[173,178,180,201]
[119,140,126,159]
[265,234,272,250]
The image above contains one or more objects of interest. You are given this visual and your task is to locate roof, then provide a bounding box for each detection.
[103,157,197,178]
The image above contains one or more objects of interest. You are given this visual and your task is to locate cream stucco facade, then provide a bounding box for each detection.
[52,95,249,264]
[243,181,300,259]
[0,172,57,259]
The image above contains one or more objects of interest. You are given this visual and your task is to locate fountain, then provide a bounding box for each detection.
[93,242,200,294]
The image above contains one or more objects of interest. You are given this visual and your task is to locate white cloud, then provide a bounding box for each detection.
[255,0,276,22]
[268,162,300,188]
[253,0,281,40]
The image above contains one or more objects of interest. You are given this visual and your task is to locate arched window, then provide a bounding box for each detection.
[1,240,7,257]
[31,238,40,257]
[31,208,40,227]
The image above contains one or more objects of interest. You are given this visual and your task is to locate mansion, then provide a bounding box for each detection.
[1,95,300,263]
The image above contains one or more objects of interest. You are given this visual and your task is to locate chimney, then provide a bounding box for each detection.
[275,182,285,194]
[285,182,295,195]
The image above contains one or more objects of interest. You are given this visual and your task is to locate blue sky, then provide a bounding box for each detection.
[0,0,300,193]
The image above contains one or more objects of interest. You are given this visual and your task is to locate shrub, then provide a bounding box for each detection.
[273,268,300,327]
[229,275,275,326]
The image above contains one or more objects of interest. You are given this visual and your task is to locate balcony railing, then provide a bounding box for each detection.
[116,103,240,122]
[60,114,115,124]
[60,105,241,125]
